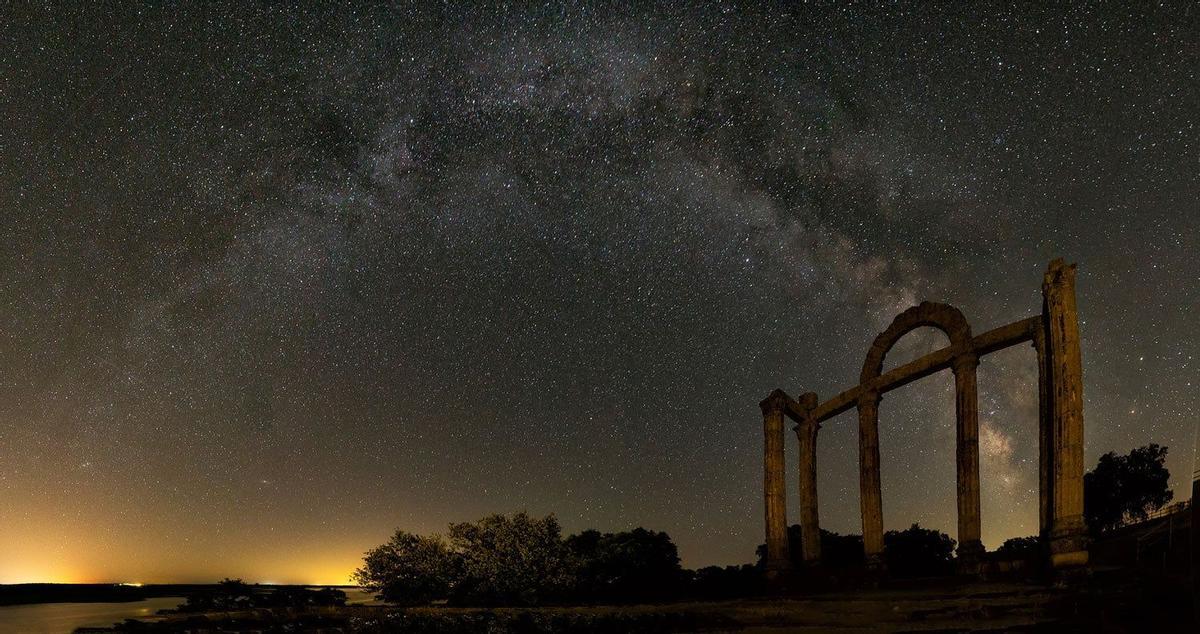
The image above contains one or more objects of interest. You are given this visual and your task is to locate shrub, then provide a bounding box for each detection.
[353,531,460,605]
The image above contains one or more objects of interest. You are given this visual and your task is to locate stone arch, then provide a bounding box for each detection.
[759,259,1088,580]
[856,301,984,570]
[860,302,973,384]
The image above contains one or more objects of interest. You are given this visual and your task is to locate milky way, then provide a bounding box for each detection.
[0,3,1196,583]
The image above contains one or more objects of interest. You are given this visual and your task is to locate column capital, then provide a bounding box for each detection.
[759,388,791,415]
[792,391,819,437]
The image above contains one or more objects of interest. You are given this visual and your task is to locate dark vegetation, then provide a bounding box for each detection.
[0,584,224,606]
[174,578,346,612]
[353,513,696,606]
[349,445,1175,608]
[882,524,956,577]
[1084,443,1174,535]
[0,584,147,606]
[353,512,963,608]
[62,443,1188,634]
[93,608,729,634]
[755,524,954,578]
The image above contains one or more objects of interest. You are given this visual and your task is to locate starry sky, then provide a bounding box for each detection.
[1,3,1196,584]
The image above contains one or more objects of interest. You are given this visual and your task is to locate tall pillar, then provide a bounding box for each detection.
[857,391,885,569]
[1042,259,1088,569]
[1034,325,1054,542]
[793,392,821,565]
[952,353,984,570]
[760,389,792,578]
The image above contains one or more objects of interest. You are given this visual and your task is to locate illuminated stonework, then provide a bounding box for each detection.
[759,258,1088,578]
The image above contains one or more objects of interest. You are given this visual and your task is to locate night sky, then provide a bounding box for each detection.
[1,4,1196,584]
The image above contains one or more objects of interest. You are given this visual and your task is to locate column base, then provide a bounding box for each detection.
[956,539,986,575]
[1050,516,1089,569]
[765,560,794,582]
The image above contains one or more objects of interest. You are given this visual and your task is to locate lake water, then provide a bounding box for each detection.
[0,588,376,633]
[0,596,185,634]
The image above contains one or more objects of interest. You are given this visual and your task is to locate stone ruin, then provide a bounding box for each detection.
[759,258,1088,578]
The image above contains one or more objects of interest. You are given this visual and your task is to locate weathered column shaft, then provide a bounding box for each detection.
[1043,259,1088,568]
[1034,327,1054,539]
[794,392,821,564]
[760,391,792,574]
[857,393,885,564]
[953,354,983,558]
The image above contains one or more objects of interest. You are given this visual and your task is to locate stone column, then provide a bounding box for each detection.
[1034,326,1054,542]
[857,391,885,569]
[952,353,984,571]
[760,389,792,578]
[1042,259,1088,568]
[793,392,821,565]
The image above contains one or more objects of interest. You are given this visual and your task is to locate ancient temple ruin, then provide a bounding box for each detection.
[760,258,1088,577]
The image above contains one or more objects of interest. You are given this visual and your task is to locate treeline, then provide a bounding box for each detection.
[355,444,1176,607]
[176,579,347,612]
[353,514,969,606]
[353,513,762,606]
[757,524,959,577]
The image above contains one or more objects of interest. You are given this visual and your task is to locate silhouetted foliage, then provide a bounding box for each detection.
[1084,444,1173,534]
[819,529,866,568]
[689,564,765,600]
[359,512,764,606]
[259,586,347,608]
[995,536,1041,559]
[448,512,577,606]
[179,579,345,613]
[882,524,956,577]
[354,531,459,605]
[357,513,575,606]
[182,578,254,612]
[566,528,685,603]
[756,526,864,569]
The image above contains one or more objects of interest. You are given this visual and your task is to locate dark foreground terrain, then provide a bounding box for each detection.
[76,575,1193,634]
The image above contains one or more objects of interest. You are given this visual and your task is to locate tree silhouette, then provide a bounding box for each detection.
[353,531,459,605]
[356,512,759,606]
[883,524,956,577]
[448,512,576,606]
[567,527,685,603]
[756,526,864,569]
[995,536,1041,558]
[1084,444,1173,534]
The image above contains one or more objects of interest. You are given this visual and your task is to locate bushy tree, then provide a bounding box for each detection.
[995,535,1041,559]
[883,523,956,577]
[690,564,764,599]
[356,513,728,606]
[181,578,255,612]
[566,527,684,603]
[819,529,866,569]
[353,530,459,605]
[448,512,576,606]
[756,526,864,569]
[1084,444,1174,534]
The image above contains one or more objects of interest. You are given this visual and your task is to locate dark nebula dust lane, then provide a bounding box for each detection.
[0,3,1195,583]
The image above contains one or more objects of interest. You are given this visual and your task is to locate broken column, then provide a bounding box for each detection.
[1042,259,1088,568]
